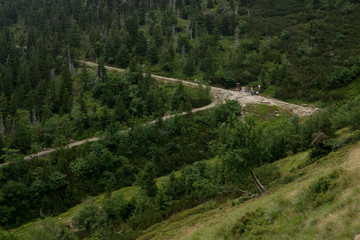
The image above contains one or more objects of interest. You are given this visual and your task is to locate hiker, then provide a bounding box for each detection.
[250,87,254,96]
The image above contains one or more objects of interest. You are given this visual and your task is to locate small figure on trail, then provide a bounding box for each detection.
[250,87,254,96]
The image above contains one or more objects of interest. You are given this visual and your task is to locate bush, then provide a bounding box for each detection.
[293,171,340,210]
[231,208,267,237]
[73,199,105,234]
[0,231,18,240]
[307,171,339,207]
[103,194,135,221]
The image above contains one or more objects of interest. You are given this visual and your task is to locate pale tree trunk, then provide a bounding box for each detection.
[0,107,5,142]
[195,23,198,39]
[68,49,74,75]
[235,25,239,48]
[172,24,176,39]
[32,106,38,124]
[172,24,178,48]
[250,169,268,193]
[181,45,185,62]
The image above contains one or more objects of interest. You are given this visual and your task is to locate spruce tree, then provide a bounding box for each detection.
[59,64,73,114]
[136,162,158,197]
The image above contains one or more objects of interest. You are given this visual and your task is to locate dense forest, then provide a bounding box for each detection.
[1,0,360,239]
[1,0,360,152]
[1,0,360,98]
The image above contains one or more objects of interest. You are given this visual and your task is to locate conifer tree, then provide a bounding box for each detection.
[59,64,73,114]
[136,162,158,197]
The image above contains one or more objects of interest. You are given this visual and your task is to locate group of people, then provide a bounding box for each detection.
[250,87,259,96]
[239,85,262,96]
[242,85,261,96]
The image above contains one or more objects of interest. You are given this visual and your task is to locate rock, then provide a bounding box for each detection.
[354,235,360,240]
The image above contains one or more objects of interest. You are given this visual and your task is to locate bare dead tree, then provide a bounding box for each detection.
[310,132,327,147]
[250,170,268,193]
[173,24,178,48]
[0,105,5,142]
[32,106,38,124]
[218,185,260,198]
[181,45,186,62]
[195,22,198,39]
[235,1,239,15]
[68,49,74,75]
[235,25,239,48]
[169,0,172,11]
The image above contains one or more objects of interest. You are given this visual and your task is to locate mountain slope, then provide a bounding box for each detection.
[139,141,360,240]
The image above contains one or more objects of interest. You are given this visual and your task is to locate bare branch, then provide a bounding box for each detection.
[218,185,259,198]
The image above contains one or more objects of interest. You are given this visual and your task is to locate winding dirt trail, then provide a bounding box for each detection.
[81,61,318,116]
[0,101,217,167]
[0,62,318,166]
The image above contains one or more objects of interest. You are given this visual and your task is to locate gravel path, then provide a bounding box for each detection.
[82,61,318,116]
[0,62,318,166]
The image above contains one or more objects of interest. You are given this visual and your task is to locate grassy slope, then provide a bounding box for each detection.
[11,157,219,239]
[139,141,360,239]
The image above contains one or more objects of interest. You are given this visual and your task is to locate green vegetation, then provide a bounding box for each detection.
[0,95,359,239]
[0,101,235,228]
[0,63,211,156]
[136,142,360,240]
[1,0,360,239]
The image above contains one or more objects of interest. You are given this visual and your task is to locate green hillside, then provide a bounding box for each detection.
[140,140,360,240]
[1,0,360,239]
[5,128,360,240]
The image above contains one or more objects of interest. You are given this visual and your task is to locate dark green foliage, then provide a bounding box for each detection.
[73,199,105,234]
[103,194,135,222]
[231,208,268,237]
[0,231,17,240]
[1,0,360,236]
[10,110,32,153]
[307,171,339,207]
[146,43,158,65]
[213,100,242,124]
[184,57,195,76]
[136,162,158,197]
[0,102,238,227]
[59,65,73,114]
[171,82,191,112]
